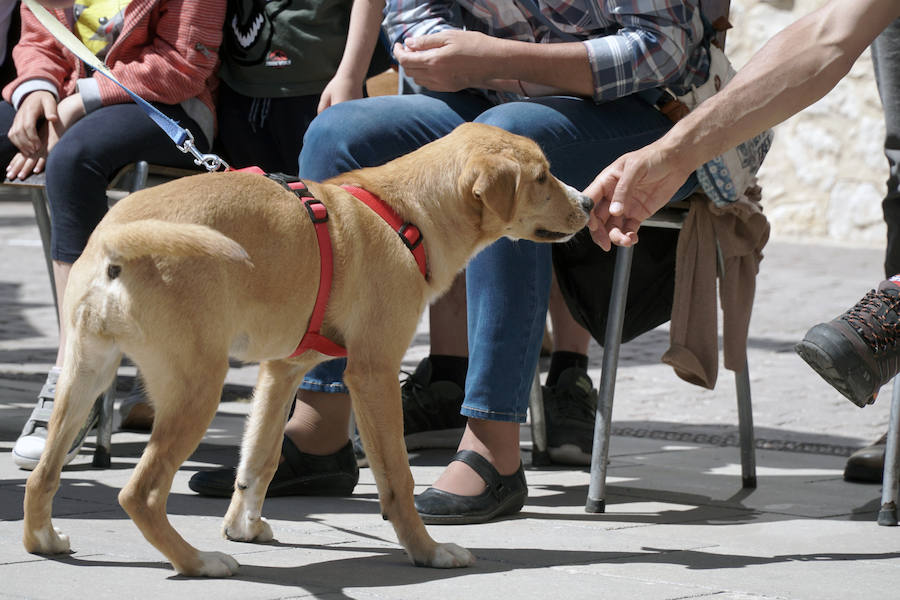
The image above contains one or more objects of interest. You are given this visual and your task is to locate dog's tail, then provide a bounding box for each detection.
[99,220,252,266]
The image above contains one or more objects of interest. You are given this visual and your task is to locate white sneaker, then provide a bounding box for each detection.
[12,369,98,470]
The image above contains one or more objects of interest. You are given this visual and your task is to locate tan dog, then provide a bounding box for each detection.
[22,123,592,576]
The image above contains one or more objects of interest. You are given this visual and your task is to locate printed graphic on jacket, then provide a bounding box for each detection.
[74,0,131,59]
[225,0,290,66]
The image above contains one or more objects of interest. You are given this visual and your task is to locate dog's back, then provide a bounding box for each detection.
[67,171,325,364]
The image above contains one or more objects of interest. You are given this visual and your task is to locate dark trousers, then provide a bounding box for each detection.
[0,100,208,263]
[215,83,320,176]
[873,17,900,277]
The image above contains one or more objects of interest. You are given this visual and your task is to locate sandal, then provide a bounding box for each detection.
[188,434,359,497]
[414,450,527,525]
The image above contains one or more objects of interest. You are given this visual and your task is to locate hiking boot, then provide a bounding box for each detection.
[13,369,101,471]
[795,278,900,408]
[543,367,598,465]
[401,358,466,450]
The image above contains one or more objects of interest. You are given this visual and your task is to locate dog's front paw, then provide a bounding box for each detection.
[181,551,240,577]
[23,525,71,555]
[222,514,273,543]
[419,542,475,568]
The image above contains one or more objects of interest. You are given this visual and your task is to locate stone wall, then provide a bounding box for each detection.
[725,0,888,247]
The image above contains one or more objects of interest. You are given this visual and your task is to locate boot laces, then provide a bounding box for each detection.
[843,289,900,356]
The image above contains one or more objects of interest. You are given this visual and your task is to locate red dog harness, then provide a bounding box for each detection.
[232,167,427,358]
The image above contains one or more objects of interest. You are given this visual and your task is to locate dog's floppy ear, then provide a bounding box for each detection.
[465,154,521,222]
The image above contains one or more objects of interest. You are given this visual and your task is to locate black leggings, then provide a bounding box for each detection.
[0,100,209,263]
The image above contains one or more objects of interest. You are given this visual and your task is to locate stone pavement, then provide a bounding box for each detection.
[1,189,899,599]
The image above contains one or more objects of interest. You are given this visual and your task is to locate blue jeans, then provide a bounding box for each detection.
[297,91,696,420]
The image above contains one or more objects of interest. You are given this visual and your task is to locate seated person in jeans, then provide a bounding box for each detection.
[278,0,708,524]
[188,0,605,503]
[7,0,225,470]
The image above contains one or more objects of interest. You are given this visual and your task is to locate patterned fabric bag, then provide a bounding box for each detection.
[671,44,773,205]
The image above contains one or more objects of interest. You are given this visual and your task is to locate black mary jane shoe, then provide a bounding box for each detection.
[414,449,527,525]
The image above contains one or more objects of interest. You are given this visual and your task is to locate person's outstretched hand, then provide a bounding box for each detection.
[584,143,693,251]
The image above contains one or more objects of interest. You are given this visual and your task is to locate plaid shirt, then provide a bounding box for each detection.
[384,0,710,103]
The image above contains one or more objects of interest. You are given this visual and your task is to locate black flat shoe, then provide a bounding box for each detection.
[414,449,527,525]
[844,433,887,483]
[188,435,359,497]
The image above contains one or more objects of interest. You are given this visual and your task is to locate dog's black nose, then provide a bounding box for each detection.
[580,194,594,213]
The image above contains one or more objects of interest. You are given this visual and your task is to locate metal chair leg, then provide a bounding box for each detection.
[586,244,633,513]
[529,367,550,466]
[734,361,757,488]
[878,377,900,526]
[130,160,149,193]
[28,188,58,324]
[92,385,116,468]
[718,241,757,488]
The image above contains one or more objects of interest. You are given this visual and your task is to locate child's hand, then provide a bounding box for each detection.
[318,75,365,113]
[6,150,46,181]
[8,91,58,156]
[5,93,87,180]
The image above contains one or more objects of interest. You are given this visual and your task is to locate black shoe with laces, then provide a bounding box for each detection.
[543,367,598,465]
[401,357,466,450]
[795,278,900,408]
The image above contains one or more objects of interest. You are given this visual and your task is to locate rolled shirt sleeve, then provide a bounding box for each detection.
[384,0,459,46]
[584,0,706,102]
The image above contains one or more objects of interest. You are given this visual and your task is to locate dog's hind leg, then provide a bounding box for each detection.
[23,334,121,555]
[344,362,475,569]
[223,358,313,543]
[117,354,237,577]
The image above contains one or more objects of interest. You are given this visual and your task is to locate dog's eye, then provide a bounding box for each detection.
[537,171,548,184]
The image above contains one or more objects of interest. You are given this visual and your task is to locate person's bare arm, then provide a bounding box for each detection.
[585,0,900,250]
[319,0,387,112]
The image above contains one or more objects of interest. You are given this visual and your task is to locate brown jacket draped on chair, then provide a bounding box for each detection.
[662,185,770,389]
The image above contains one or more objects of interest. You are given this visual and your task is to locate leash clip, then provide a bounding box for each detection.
[178,130,230,172]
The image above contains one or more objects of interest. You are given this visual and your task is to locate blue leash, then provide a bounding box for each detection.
[108,76,228,171]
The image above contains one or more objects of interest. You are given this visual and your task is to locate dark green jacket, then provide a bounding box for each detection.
[220,0,382,98]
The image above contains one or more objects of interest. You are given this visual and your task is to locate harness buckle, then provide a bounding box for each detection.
[304,199,329,224]
[398,222,423,251]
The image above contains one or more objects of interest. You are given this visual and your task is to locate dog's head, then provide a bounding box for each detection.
[454,123,592,243]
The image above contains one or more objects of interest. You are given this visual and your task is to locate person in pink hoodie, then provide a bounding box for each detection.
[5,0,226,471]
